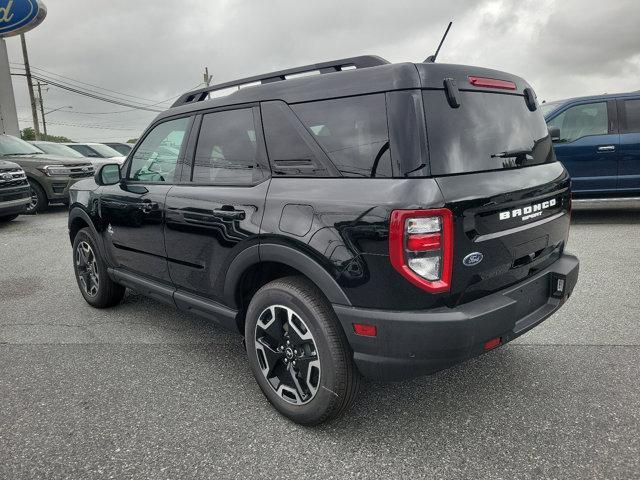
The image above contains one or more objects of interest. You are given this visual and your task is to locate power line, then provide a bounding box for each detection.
[18,117,141,131]
[58,82,204,114]
[11,71,164,112]
[11,62,204,109]
[15,105,156,129]
[10,61,168,104]
[11,67,164,109]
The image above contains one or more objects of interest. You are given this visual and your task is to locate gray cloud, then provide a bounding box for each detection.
[5,0,639,141]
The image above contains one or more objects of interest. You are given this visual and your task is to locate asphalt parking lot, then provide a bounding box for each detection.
[1,207,639,479]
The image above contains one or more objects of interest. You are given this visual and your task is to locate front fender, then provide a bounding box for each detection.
[68,206,107,259]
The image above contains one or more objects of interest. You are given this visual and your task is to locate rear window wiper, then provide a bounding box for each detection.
[491,149,533,165]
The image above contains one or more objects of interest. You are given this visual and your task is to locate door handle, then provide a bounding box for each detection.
[139,200,158,213]
[597,145,616,152]
[212,208,246,220]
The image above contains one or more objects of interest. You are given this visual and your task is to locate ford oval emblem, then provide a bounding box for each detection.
[0,0,47,38]
[463,252,483,267]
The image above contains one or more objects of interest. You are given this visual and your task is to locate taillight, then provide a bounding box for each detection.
[389,209,453,293]
[468,76,516,90]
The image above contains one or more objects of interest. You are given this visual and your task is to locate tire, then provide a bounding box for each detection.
[72,227,125,308]
[245,276,360,425]
[25,180,47,214]
[0,214,19,222]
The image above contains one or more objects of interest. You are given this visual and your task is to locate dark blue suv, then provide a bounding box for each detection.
[542,93,640,197]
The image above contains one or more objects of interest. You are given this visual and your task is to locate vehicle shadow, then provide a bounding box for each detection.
[165,303,551,436]
[0,205,68,230]
[38,204,69,215]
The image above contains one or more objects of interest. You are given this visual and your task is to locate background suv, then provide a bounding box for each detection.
[0,135,94,213]
[65,143,126,164]
[68,56,578,424]
[0,159,30,222]
[103,142,133,156]
[32,141,120,169]
[543,92,640,197]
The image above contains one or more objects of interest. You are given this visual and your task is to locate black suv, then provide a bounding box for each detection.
[68,56,579,425]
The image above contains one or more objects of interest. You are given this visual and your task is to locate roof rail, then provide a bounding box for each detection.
[171,55,389,108]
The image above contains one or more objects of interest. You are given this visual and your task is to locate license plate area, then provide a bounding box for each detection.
[508,276,550,319]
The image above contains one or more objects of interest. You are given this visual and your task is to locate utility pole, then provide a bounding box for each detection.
[20,34,40,140]
[203,67,212,87]
[36,81,47,137]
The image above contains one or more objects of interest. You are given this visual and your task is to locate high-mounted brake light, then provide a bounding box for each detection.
[468,76,516,90]
[389,209,453,293]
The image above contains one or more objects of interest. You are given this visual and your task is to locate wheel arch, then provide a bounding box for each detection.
[225,243,352,332]
[25,175,48,200]
[68,207,105,254]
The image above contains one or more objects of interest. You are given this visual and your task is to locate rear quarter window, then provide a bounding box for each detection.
[291,94,392,177]
[423,90,554,175]
[620,98,640,133]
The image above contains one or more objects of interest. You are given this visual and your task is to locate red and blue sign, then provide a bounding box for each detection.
[0,0,47,37]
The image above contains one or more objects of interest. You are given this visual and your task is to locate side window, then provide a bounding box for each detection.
[72,145,99,157]
[262,101,329,177]
[291,94,392,177]
[192,108,263,185]
[128,117,190,183]
[547,102,608,143]
[620,99,640,133]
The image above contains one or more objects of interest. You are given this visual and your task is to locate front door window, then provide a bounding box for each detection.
[128,117,190,182]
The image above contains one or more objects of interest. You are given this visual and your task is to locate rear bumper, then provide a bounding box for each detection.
[333,253,579,381]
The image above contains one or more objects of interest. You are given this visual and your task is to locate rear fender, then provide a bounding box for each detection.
[223,242,352,309]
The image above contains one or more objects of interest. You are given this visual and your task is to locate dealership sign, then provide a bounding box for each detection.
[0,0,46,37]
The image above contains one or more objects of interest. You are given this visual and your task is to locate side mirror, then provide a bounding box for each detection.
[548,125,561,142]
[95,163,121,186]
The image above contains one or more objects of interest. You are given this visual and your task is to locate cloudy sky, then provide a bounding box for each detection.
[5,0,640,142]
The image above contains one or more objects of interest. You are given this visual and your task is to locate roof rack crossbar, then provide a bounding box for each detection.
[171,55,389,108]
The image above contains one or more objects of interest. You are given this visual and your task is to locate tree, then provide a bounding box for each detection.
[20,128,73,143]
[20,127,36,140]
[126,138,138,144]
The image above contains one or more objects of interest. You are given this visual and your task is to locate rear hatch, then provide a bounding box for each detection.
[417,64,571,305]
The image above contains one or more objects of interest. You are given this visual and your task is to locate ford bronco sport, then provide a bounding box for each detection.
[68,55,579,425]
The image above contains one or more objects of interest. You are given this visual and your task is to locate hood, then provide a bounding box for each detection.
[0,159,22,170]
[90,157,125,168]
[2,153,94,167]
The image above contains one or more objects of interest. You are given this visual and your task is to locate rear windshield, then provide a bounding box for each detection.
[423,90,554,175]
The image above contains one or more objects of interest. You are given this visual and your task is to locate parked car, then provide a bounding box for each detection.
[0,159,30,222]
[543,92,640,197]
[102,142,133,156]
[31,140,121,169]
[68,55,579,425]
[65,143,126,163]
[0,135,94,213]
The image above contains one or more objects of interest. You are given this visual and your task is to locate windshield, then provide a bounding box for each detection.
[423,90,555,175]
[32,142,84,158]
[88,144,123,158]
[540,101,563,117]
[106,143,132,155]
[0,134,43,156]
